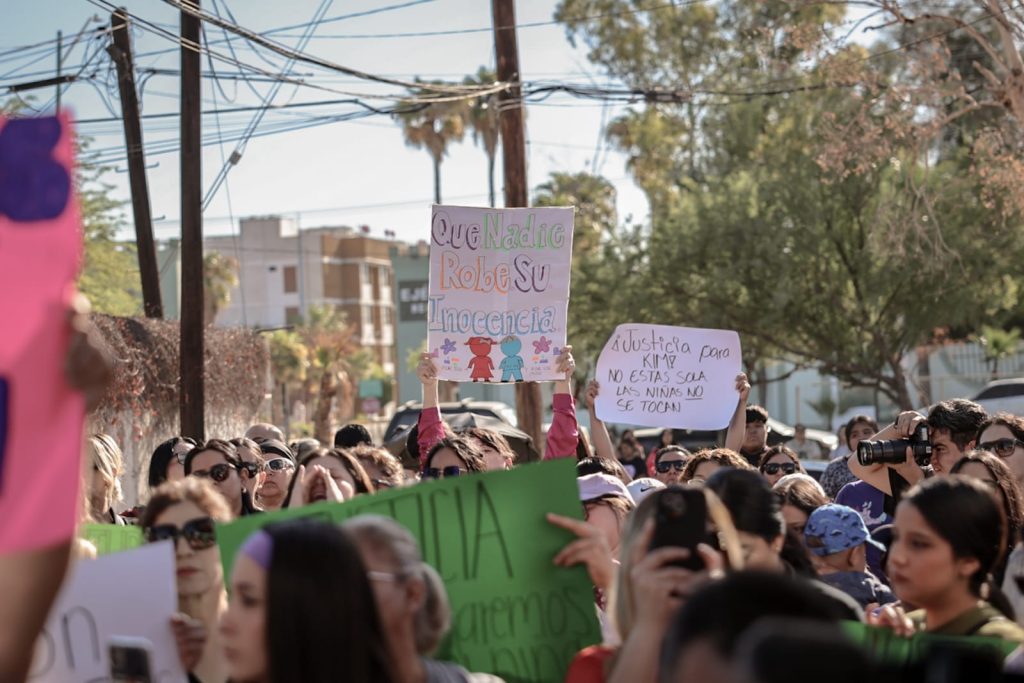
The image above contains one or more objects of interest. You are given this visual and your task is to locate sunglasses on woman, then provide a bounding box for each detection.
[145,517,217,550]
[192,463,236,483]
[656,461,686,473]
[238,462,260,478]
[423,466,462,479]
[979,438,1024,459]
[263,458,294,473]
[763,462,797,476]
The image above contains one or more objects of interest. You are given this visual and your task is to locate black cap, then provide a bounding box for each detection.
[258,439,295,463]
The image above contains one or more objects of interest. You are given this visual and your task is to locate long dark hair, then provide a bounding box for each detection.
[903,475,1011,616]
[705,469,816,577]
[264,521,394,683]
[182,439,259,516]
[951,450,1024,582]
[148,436,196,489]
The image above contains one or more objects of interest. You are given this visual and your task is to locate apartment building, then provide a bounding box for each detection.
[205,216,395,374]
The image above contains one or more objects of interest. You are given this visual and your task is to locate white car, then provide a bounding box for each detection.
[971,379,1024,417]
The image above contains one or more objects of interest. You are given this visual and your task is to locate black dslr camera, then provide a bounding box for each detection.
[856,424,932,468]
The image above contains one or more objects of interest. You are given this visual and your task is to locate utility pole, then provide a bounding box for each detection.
[180,0,205,441]
[109,8,164,319]
[491,0,543,453]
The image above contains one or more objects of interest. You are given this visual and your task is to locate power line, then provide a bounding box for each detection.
[131,0,439,62]
[81,0,493,104]
[202,0,336,210]
[157,0,502,95]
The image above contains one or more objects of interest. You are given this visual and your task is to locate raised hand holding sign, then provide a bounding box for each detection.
[0,114,84,553]
[594,324,742,430]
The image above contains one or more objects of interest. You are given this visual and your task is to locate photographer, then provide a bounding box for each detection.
[848,399,987,509]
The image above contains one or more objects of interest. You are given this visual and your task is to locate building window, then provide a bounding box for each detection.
[285,306,301,325]
[283,265,297,294]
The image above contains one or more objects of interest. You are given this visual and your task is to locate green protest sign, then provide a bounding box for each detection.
[216,458,601,683]
[81,523,143,555]
[842,620,1019,663]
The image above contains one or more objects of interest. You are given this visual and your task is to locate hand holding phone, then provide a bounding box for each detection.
[648,486,711,571]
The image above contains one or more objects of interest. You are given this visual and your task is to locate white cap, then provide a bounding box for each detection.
[627,477,666,503]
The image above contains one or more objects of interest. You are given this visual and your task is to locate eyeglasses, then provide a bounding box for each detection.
[423,466,463,479]
[192,463,236,483]
[263,458,294,473]
[979,439,1024,459]
[763,462,797,476]
[238,462,260,479]
[656,461,686,473]
[145,517,217,551]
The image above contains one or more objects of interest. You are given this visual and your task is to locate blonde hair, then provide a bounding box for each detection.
[343,515,450,655]
[609,487,743,641]
[87,434,123,510]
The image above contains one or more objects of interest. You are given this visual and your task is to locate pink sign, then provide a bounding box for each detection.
[0,114,85,554]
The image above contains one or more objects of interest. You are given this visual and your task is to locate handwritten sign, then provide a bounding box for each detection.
[0,115,85,553]
[427,205,574,383]
[28,542,187,683]
[595,324,741,430]
[81,524,143,555]
[217,458,600,683]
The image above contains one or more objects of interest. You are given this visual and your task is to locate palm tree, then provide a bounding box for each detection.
[534,171,617,254]
[295,305,364,443]
[396,82,468,204]
[203,251,239,326]
[464,66,501,207]
[980,326,1022,380]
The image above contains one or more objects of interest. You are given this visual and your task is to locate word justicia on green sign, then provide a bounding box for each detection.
[216,458,601,683]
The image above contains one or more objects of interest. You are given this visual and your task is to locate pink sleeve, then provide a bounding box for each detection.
[418,407,445,469]
[544,393,579,460]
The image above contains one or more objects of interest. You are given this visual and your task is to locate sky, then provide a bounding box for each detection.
[0,0,650,245]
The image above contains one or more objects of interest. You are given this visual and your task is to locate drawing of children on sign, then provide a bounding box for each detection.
[499,336,525,382]
[465,337,497,382]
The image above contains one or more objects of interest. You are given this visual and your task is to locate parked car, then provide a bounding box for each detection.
[801,459,829,482]
[382,399,529,469]
[611,419,837,461]
[383,399,518,444]
[971,378,1024,417]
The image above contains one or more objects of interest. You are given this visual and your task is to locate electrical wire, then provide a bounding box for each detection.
[158,0,500,94]
[83,0,510,106]
[202,0,336,210]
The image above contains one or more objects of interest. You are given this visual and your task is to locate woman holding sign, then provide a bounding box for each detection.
[415,346,580,470]
[141,478,233,683]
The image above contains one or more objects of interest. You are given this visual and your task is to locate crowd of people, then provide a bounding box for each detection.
[12,333,1024,683]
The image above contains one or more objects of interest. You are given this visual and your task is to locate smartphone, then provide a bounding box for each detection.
[108,636,153,683]
[648,486,709,570]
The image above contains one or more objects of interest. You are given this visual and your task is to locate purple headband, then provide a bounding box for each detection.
[239,529,274,570]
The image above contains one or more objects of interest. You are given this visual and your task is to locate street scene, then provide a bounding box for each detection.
[3,1,1024,682]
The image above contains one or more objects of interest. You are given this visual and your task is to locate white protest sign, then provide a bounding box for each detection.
[28,541,187,683]
[595,324,742,430]
[427,205,574,383]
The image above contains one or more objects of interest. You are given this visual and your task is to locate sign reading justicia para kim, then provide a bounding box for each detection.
[427,205,574,383]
